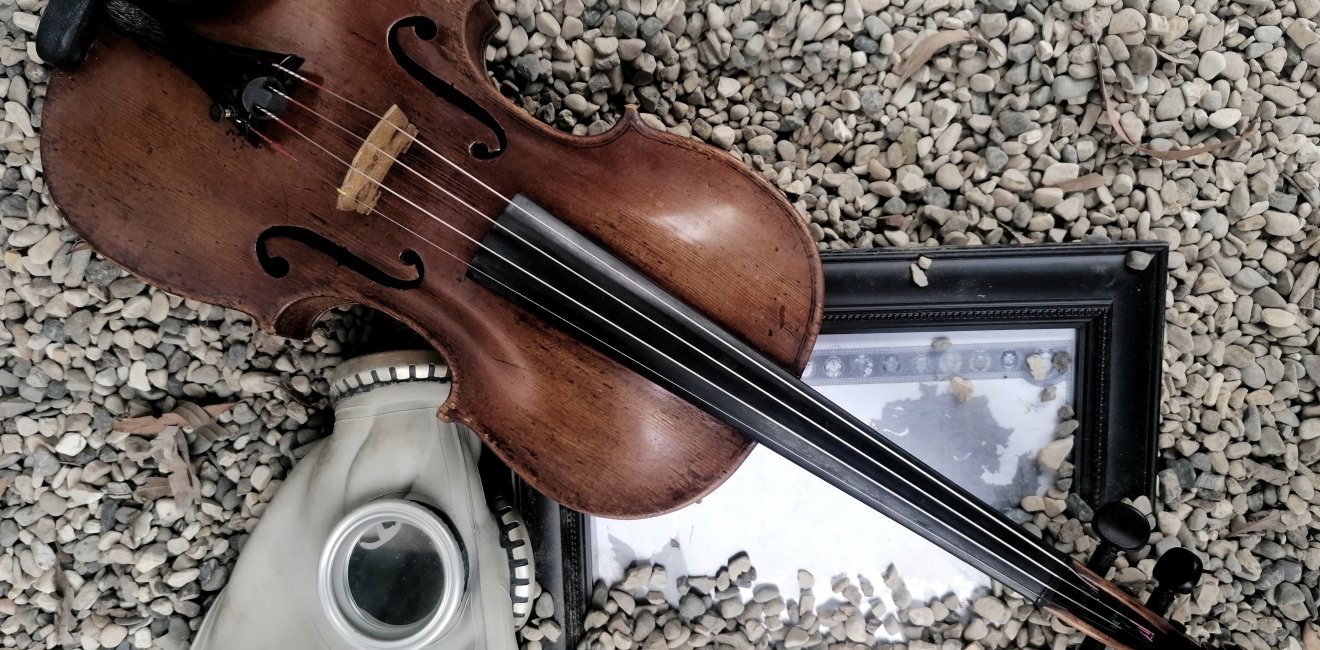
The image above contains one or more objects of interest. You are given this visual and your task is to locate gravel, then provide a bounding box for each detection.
[2,0,1319,647]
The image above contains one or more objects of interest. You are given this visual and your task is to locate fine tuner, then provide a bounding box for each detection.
[36,1,1228,648]
[1077,503,1212,650]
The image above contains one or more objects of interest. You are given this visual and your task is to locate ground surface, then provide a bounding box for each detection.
[1,0,1318,648]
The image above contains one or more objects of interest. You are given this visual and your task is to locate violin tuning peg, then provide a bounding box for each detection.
[1085,502,1151,576]
[1146,547,1203,616]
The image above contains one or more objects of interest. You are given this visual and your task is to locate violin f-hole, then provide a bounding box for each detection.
[256,225,424,290]
[388,16,507,159]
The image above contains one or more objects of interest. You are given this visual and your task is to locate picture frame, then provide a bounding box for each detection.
[508,242,1169,649]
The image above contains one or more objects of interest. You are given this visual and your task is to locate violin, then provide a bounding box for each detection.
[37,1,1218,648]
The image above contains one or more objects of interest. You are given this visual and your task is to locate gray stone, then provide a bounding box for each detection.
[1268,192,1298,212]
[1109,8,1146,34]
[1275,582,1310,621]
[999,111,1036,136]
[1129,46,1157,75]
[1199,51,1226,79]
[1052,76,1095,101]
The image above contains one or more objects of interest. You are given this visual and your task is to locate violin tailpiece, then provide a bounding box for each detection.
[337,104,417,214]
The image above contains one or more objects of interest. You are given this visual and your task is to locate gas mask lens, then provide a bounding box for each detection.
[321,500,467,648]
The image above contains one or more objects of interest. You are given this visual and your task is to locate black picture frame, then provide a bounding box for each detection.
[510,241,1169,649]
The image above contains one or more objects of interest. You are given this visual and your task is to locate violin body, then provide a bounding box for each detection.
[42,0,824,517]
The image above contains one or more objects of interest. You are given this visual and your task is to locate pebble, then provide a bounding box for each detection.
[1208,108,1241,129]
[1261,309,1297,328]
[1275,583,1309,621]
[1199,51,1227,79]
[1037,437,1074,471]
[1108,8,1146,34]
[1052,76,1094,101]
[1126,251,1153,271]
[1042,163,1079,186]
[100,624,129,647]
[999,110,1036,137]
[55,433,87,456]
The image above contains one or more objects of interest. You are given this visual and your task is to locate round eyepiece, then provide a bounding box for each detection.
[320,499,467,649]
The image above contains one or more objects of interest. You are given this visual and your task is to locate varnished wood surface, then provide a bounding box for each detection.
[41,0,823,516]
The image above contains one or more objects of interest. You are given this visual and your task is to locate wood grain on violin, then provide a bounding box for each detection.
[41,0,824,518]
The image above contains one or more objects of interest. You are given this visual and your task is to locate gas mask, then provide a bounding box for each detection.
[193,351,533,650]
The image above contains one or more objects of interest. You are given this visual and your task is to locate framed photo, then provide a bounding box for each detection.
[510,242,1169,649]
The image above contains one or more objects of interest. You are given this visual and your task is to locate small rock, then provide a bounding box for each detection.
[1126,251,1153,270]
[1052,76,1094,101]
[1261,309,1296,328]
[1208,108,1242,129]
[1199,51,1227,79]
[1038,437,1074,470]
[100,624,129,648]
[1108,8,1146,34]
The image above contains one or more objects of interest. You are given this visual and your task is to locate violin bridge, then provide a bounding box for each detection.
[336,105,417,214]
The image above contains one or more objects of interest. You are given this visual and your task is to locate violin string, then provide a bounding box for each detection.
[257,90,1140,631]
[264,80,1091,581]
[259,121,1133,631]
[249,129,476,270]
[255,90,1146,630]
[264,76,1105,580]
[254,109,1146,635]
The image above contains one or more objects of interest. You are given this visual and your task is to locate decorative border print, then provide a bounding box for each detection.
[803,340,1075,387]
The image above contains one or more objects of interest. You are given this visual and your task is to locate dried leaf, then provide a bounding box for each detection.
[132,477,174,503]
[1147,37,1193,65]
[172,401,230,445]
[1096,63,1140,148]
[52,544,75,647]
[1304,622,1319,650]
[998,222,1033,244]
[160,427,202,510]
[1230,511,1285,537]
[135,426,202,512]
[1142,131,1250,161]
[1047,173,1106,192]
[122,437,155,464]
[895,29,992,87]
[115,402,235,435]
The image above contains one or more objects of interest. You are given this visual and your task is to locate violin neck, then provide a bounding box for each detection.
[470,196,1203,650]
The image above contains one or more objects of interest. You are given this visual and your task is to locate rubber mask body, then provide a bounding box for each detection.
[192,352,518,650]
